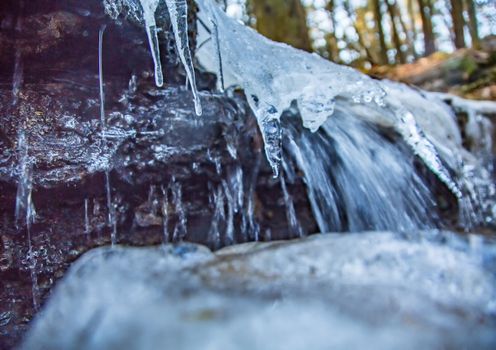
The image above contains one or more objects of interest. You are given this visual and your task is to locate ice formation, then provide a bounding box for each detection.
[104,0,202,115]
[165,0,202,115]
[98,0,496,230]
[194,0,463,193]
[102,0,468,199]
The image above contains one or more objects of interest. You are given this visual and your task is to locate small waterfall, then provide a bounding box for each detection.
[285,110,437,233]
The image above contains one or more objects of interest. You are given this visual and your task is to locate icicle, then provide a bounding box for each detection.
[99,25,118,245]
[257,111,282,178]
[99,26,107,129]
[246,94,282,178]
[395,108,462,200]
[140,0,164,87]
[210,19,224,92]
[280,176,303,237]
[165,0,202,115]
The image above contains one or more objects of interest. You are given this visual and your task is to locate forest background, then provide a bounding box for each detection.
[222,0,496,99]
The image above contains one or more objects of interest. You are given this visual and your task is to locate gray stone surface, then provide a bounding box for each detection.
[21,231,496,350]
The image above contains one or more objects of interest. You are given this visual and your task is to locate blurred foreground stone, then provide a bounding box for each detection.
[21,231,496,350]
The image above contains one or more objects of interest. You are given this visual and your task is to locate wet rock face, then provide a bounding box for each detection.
[0,0,317,347]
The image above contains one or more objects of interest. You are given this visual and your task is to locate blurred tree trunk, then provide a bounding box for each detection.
[417,0,436,55]
[343,1,376,65]
[407,0,419,56]
[325,0,340,62]
[465,0,480,49]
[394,0,417,59]
[449,0,466,49]
[249,0,312,51]
[386,0,406,64]
[371,0,389,64]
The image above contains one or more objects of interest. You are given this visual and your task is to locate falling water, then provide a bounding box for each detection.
[160,185,170,243]
[12,10,24,106]
[221,180,234,245]
[84,198,90,235]
[285,110,437,233]
[280,175,304,237]
[208,183,224,249]
[171,178,187,241]
[246,155,261,241]
[12,49,23,106]
[15,132,40,311]
[98,25,118,245]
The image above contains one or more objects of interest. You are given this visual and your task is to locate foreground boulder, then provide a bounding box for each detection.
[21,231,496,350]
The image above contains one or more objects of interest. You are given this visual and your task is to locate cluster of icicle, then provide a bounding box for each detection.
[103,0,492,221]
[104,0,202,115]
